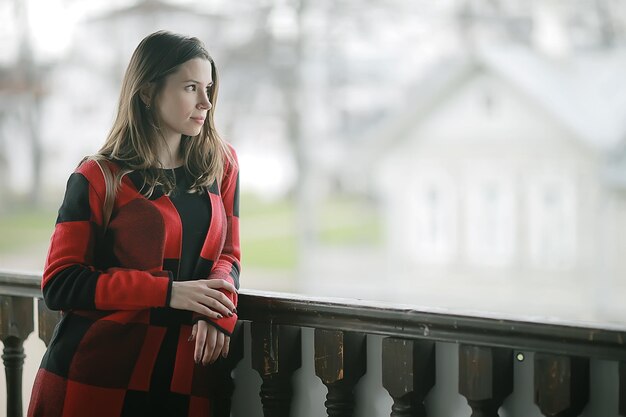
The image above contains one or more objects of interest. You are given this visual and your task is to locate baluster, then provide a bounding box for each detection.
[0,295,34,417]
[534,353,589,417]
[37,298,62,346]
[209,321,245,417]
[314,330,366,417]
[458,345,513,417]
[382,338,435,417]
[251,323,301,417]
[618,361,625,417]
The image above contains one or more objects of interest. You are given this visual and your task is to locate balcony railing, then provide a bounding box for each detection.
[1,270,626,417]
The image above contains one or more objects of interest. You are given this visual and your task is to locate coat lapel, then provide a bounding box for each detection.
[192,179,227,278]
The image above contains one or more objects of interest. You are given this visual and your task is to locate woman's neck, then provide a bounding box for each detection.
[158,134,183,168]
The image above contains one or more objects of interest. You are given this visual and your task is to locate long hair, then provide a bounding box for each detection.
[86,30,234,198]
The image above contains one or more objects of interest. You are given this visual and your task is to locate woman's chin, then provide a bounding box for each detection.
[182,127,203,137]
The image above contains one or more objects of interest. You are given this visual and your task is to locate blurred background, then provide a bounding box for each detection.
[1,0,626,325]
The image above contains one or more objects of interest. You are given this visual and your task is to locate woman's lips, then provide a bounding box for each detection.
[191,117,205,124]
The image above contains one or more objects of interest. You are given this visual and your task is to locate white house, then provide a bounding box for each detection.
[341,45,626,321]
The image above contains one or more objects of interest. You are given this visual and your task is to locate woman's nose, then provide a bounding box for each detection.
[197,100,211,110]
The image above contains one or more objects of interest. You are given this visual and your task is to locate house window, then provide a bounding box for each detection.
[528,176,576,269]
[410,174,457,264]
[466,174,516,267]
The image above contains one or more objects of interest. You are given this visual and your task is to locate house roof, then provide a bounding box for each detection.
[352,45,626,171]
[86,0,221,22]
[483,46,626,151]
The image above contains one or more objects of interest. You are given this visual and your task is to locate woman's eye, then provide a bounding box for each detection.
[185,85,196,91]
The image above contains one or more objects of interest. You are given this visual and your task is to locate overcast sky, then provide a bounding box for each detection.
[0,0,242,63]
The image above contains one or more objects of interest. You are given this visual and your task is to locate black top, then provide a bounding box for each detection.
[134,166,213,409]
[127,165,212,280]
[160,166,212,280]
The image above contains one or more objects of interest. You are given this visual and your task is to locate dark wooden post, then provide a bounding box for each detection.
[0,295,34,417]
[618,361,626,417]
[534,353,589,417]
[314,330,366,417]
[382,338,435,417]
[251,323,301,417]
[458,345,513,417]
[210,321,245,417]
[37,298,62,346]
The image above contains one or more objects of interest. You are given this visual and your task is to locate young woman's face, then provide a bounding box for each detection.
[155,57,213,140]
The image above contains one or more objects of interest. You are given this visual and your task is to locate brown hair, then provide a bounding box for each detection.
[85,30,234,199]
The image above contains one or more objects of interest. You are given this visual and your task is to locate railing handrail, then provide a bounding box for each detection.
[1,270,625,361]
[0,270,43,298]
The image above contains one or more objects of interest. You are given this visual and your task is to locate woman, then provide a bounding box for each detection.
[28,31,241,417]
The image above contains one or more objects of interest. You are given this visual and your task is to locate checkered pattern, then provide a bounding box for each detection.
[28,145,240,417]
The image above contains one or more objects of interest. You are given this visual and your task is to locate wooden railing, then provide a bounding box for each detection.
[1,270,626,417]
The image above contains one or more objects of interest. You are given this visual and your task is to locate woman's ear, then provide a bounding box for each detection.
[139,82,154,106]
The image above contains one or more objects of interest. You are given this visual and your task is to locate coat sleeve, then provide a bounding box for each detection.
[194,144,241,335]
[42,160,173,311]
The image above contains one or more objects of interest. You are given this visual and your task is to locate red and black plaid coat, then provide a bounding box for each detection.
[28,145,240,417]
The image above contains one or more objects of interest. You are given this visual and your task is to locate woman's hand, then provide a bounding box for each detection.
[189,320,230,365]
[169,279,237,318]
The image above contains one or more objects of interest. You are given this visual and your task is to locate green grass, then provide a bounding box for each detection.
[317,195,381,246]
[240,192,297,270]
[240,192,381,269]
[0,208,57,251]
[240,193,295,218]
[241,234,298,269]
[0,192,381,270]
